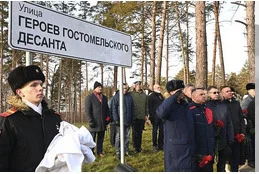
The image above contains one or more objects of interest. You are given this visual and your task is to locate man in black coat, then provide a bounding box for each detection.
[148,84,164,151]
[85,81,110,157]
[221,86,246,172]
[206,86,234,172]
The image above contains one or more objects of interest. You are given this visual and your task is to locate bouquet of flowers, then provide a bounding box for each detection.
[214,120,224,163]
[235,133,245,143]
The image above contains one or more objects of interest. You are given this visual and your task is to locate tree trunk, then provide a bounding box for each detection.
[79,62,82,123]
[12,50,16,69]
[246,1,255,82]
[175,5,187,84]
[155,1,167,84]
[217,17,225,85]
[40,54,43,69]
[0,2,3,113]
[149,1,157,89]
[140,4,145,85]
[212,1,218,86]
[185,2,190,84]
[165,12,169,83]
[144,51,147,88]
[195,1,207,88]
[70,60,74,123]
[73,61,77,123]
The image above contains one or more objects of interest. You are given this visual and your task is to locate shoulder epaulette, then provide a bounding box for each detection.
[1,107,18,117]
[189,106,196,110]
[55,112,62,117]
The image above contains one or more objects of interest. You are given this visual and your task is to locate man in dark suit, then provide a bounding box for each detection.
[221,86,246,172]
[148,84,164,151]
[85,81,110,157]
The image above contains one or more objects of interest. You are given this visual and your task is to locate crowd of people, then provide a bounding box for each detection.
[86,79,255,172]
[0,65,255,172]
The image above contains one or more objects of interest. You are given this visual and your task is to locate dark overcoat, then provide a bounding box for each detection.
[206,100,234,150]
[156,94,195,172]
[85,93,110,132]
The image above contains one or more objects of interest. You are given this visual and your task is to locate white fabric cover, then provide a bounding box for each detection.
[35,121,96,172]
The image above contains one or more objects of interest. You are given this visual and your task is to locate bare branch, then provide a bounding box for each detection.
[231,2,246,8]
[235,20,247,27]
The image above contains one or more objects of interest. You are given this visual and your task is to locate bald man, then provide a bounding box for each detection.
[148,84,164,151]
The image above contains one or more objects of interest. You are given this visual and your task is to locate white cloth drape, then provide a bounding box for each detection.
[35,121,96,172]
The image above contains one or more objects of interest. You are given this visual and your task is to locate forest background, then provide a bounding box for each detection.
[0,1,255,123]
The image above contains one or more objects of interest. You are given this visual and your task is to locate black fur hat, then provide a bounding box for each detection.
[8,65,45,94]
[133,81,141,85]
[166,80,185,93]
[246,83,255,90]
[94,81,102,89]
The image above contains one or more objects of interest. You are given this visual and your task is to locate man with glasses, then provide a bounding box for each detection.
[206,86,234,172]
[221,86,245,172]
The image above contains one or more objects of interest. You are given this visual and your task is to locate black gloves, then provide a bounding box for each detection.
[89,121,96,128]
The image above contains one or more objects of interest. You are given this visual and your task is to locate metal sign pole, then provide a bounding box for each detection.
[119,66,125,164]
[26,51,32,66]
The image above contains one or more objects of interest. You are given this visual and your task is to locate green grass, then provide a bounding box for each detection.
[75,123,164,172]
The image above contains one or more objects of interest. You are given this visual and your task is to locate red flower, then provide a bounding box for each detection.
[106,116,110,122]
[207,155,213,161]
[202,156,209,164]
[215,120,224,128]
[198,155,213,168]
[235,133,245,143]
[199,161,205,168]
[242,109,248,114]
[214,120,224,164]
